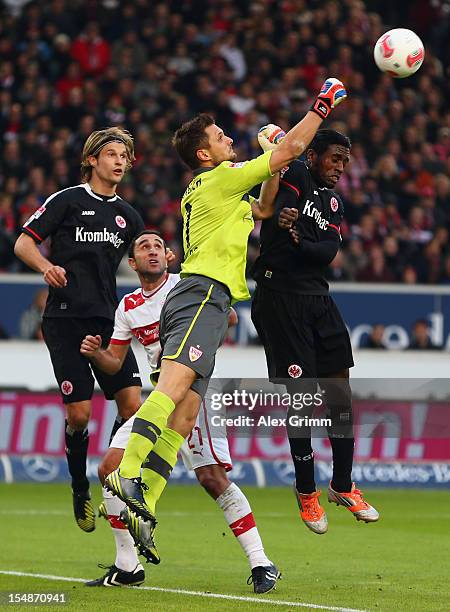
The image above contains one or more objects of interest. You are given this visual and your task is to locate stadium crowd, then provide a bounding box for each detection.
[0,0,449,287]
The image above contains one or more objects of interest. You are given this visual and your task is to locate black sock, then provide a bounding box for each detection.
[65,420,89,493]
[329,437,354,492]
[288,437,316,494]
[108,416,126,446]
[322,378,354,493]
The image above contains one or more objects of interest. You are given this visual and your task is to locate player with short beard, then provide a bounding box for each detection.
[252,129,379,534]
[14,127,145,533]
[81,231,277,592]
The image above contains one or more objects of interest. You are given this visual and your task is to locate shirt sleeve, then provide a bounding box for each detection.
[219,151,274,195]
[297,234,340,265]
[110,300,132,345]
[22,191,71,243]
[278,160,309,202]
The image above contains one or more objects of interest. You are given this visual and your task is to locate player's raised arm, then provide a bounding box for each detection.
[267,78,347,174]
[80,334,128,375]
[250,127,282,220]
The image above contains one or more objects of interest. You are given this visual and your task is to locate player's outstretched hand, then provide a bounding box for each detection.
[310,78,347,120]
[257,124,286,152]
[80,334,102,357]
[278,207,298,229]
[166,248,176,265]
[43,264,67,288]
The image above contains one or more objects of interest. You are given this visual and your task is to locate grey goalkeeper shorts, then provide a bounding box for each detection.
[152,275,231,398]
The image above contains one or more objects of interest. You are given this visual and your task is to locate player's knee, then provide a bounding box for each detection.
[117,402,140,421]
[98,454,120,485]
[196,467,230,499]
[66,410,89,431]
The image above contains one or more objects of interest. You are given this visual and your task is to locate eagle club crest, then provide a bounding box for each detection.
[330,197,339,212]
[115,215,126,228]
[288,364,302,378]
[189,346,203,362]
[61,380,73,395]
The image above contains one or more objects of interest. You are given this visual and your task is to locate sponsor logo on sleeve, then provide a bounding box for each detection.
[24,205,47,226]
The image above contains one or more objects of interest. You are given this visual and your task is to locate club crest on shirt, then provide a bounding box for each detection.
[229,162,245,168]
[288,364,302,378]
[189,346,203,362]
[61,380,73,395]
[330,197,339,213]
[115,215,126,228]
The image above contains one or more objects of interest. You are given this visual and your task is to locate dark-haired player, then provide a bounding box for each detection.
[252,129,379,534]
[82,230,276,591]
[14,127,145,532]
[105,79,348,592]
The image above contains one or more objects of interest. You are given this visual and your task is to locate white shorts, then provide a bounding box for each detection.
[110,380,232,472]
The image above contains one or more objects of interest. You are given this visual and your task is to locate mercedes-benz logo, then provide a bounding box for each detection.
[22,456,59,482]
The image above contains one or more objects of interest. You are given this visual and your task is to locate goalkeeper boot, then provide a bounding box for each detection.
[294,485,328,534]
[105,469,155,522]
[73,489,95,533]
[120,507,160,565]
[85,563,145,587]
[247,564,281,594]
[328,482,379,523]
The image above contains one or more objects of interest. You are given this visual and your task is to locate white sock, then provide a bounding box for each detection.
[216,483,271,569]
[102,487,141,572]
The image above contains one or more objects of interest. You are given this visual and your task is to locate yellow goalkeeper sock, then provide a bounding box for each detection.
[142,427,184,514]
[119,390,175,478]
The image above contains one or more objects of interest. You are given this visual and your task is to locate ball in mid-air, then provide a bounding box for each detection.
[374,28,425,78]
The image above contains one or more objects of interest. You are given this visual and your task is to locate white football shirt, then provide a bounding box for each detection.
[110,273,180,371]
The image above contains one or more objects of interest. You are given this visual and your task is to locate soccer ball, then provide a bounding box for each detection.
[374,28,425,78]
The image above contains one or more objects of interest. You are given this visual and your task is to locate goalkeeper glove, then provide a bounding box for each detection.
[310,78,347,120]
[257,124,286,151]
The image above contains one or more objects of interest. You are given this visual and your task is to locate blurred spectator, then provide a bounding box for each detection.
[362,324,387,349]
[409,319,442,350]
[19,288,48,340]
[356,246,395,283]
[0,0,448,286]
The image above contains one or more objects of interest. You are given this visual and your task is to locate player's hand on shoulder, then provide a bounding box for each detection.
[257,124,286,152]
[43,265,67,288]
[80,334,102,356]
[278,207,298,229]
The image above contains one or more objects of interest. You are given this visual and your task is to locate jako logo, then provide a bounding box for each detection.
[302,200,329,230]
[75,227,124,248]
[81,210,95,216]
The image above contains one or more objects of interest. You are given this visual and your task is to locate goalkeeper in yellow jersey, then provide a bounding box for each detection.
[106,78,347,588]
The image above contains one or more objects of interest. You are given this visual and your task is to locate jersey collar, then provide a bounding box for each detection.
[192,166,215,177]
[83,182,120,202]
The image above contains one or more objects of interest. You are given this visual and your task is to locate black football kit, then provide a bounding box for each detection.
[252,159,355,495]
[22,182,144,403]
[252,160,353,380]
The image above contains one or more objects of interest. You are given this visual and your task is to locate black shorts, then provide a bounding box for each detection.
[251,286,354,380]
[152,275,231,398]
[42,317,142,404]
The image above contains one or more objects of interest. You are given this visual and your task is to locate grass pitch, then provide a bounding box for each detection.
[0,483,449,611]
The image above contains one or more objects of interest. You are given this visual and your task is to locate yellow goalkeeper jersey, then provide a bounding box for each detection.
[180,151,273,303]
